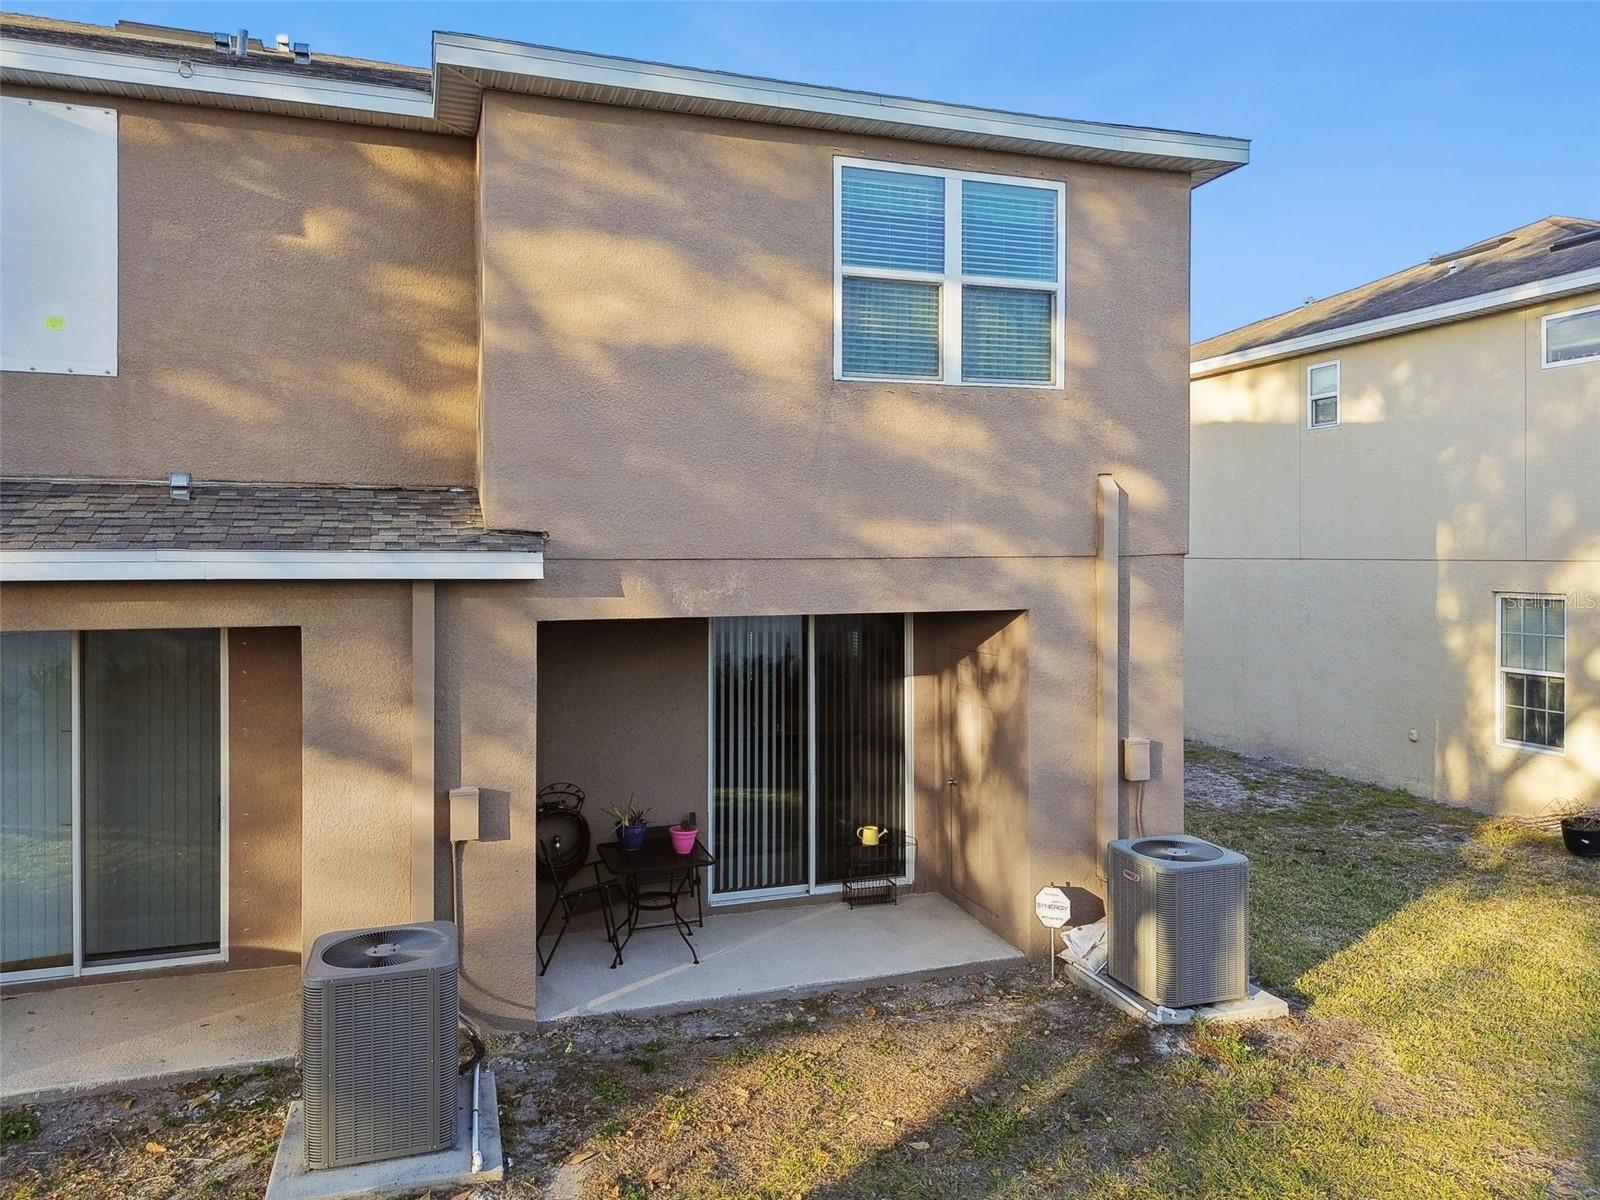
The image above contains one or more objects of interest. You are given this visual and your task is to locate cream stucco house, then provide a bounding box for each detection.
[0,12,1249,1046]
[1189,217,1600,816]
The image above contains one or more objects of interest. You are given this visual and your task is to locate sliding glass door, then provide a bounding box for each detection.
[710,617,810,896]
[82,630,223,966]
[0,629,224,980]
[1,633,75,974]
[709,615,909,900]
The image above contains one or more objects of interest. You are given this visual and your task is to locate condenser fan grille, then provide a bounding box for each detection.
[319,927,450,969]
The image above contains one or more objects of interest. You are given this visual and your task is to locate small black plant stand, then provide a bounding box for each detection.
[841,830,914,909]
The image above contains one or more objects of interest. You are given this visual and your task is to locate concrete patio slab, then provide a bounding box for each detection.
[537,891,1024,1020]
[1,965,299,1103]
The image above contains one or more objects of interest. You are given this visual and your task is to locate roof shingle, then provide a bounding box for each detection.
[0,480,545,554]
[1195,216,1600,361]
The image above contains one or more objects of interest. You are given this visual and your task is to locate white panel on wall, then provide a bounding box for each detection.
[1,96,118,376]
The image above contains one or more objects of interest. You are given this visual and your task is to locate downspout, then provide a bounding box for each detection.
[412,580,437,921]
[1095,474,1124,880]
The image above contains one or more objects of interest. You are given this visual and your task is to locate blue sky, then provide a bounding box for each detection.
[19,1,1598,338]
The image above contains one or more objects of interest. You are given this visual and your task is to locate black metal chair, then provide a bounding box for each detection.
[535,782,623,975]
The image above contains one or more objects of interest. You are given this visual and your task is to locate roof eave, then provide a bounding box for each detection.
[1191,265,1600,378]
[0,30,1249,184]
[433,33,1249,186]
[0,548,545,582]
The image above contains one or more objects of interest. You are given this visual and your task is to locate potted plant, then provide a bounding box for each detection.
[1561,810,1600,858]
[669,812,699,856]
[606,799,651,851]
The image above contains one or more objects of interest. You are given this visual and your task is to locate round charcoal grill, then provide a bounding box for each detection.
[537,782,591,884]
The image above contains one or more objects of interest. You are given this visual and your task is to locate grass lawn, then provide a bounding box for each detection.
[2,745,1596,1199]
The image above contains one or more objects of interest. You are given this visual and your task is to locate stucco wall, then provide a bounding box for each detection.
[226,626,302,968]
[476,93,1193,562]
[0,582,415,970]
[536,619,710,853]
[1189,294,1600,812]
[0,87,479,487]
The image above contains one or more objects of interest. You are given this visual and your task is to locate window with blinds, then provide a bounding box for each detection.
[1543,304,1600,367]
[836,158,1064,386]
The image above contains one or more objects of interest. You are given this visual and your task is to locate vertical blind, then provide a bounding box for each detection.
[1544,308,1600,364]
[1,632,74,973]
[83,629,221,963]
[814,615,907,883]
[711,617,809,895]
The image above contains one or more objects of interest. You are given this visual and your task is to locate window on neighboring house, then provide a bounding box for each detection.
[1498,595,1566,752]
[835,159,1064,387]
[1307,360,1339,427]
[1542,304,1600,367]
[0,97,118,376]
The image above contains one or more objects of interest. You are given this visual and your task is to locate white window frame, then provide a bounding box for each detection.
[833,157,1067,389]
[1307,359,1340,428]
[1540,302,1600,369]
[1,629,230,984]
[1494,593,1566,757]
[704,614,916,905]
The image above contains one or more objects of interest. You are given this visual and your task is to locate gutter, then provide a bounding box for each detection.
[1192,265,1600,378]
[0,548,545,582]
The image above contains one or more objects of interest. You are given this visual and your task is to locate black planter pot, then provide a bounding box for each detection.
[1561,817,1600,858]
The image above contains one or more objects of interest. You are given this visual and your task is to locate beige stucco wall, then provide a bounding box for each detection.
[0,87,479,487]
[1189,294,1600,813]
[475,93,1193,562]
[0,582,416,971]
[227,626,302,968]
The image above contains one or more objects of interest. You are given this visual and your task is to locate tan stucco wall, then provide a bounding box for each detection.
[475,93,1193,562]
[536,619,709,852]
[0,582,415,968]
[1189,294,1600,813]
[226,626,302,968]
[0,87,478,487]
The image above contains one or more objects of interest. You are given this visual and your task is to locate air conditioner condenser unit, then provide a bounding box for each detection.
[302,920,459,1169]
[1107,834,1248,1008]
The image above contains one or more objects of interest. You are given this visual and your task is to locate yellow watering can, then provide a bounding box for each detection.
[856,824,888,846]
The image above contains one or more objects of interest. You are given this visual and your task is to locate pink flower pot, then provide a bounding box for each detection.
[669,825,699,855]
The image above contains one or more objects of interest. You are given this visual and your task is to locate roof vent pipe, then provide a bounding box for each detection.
[234,28,249,57]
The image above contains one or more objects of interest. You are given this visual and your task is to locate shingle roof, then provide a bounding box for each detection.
[1194,216,1600,361]
[0,480,545,553]
[0,11,430,92]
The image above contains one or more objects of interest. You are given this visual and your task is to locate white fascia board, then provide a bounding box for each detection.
[433,34,1249,173]
[0,37,436,124]
[1192,266,1600,379]
[0,549,544,582]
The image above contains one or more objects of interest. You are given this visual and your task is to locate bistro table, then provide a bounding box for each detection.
[597,831,715,965]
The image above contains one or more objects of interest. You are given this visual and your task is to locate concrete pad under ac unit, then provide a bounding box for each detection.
[265,1069,503,1200]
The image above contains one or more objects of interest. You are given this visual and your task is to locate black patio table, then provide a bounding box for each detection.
[597,832,715,965]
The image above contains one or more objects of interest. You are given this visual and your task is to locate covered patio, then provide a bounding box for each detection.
[536,891,1022,1020]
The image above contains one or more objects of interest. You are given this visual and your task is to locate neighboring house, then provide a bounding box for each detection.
[0,13,1248,1027]
[1190,217,1600,816]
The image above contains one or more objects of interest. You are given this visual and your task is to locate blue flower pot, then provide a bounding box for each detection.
[619,822,648,851]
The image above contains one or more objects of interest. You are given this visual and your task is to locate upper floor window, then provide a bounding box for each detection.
[1542,304,1600,367]
[835,158,1064,388]
[1307,360,1339,428]
[0,97,118,377]
[1498,594,1565,753]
